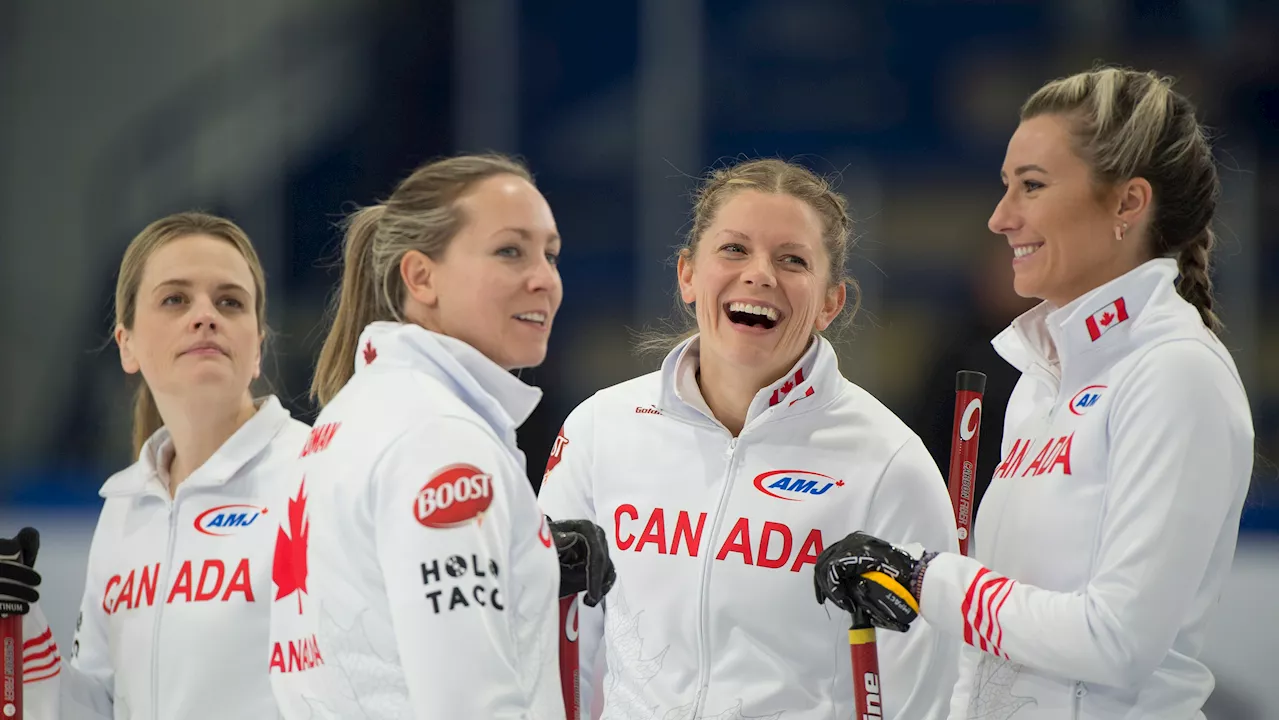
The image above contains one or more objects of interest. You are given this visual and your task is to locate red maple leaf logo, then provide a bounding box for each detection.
[363,340,377,365]
[272,479,310,614]
[1099,311,1115,326]
[835,480,845,487]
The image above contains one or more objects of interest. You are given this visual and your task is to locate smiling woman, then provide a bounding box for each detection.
[538,157,961,720]
[814,67,1254,720]
[268,153,612,720]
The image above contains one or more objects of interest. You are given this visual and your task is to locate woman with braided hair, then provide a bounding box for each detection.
[814,66,1254,719]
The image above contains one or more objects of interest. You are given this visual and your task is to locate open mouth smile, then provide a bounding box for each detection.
[724,301,782,331]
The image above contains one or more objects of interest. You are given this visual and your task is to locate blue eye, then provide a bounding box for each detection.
[161,294,185,306]
[1023,180,1045,192]
[497,246,521,258]
[545,252,560,266]
[782,255,808,267]
[219,297,245,309]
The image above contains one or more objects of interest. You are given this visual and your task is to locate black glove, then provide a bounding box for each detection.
[548,518,616,608]
[813,531,930,633]
[0,527,41,616]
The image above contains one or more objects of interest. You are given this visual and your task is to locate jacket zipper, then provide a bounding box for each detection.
[691,434,740,716]
[1071,681,1086,719]
[150,491,180,719]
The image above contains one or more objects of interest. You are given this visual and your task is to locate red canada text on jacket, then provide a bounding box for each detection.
[299,422,340,458]
[993,433,1075,480]
[613,505,824,572]
[101,558,255,614]
[269,633,325,674]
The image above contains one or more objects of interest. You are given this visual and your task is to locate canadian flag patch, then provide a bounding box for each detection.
[1085,297,1129,341]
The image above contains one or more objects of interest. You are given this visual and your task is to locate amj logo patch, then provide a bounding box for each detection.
[195,504,268,536]
[753,470,844,501]
[1069,385,1106,415]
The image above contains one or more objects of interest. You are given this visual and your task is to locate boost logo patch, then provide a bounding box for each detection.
[415,464,494,528]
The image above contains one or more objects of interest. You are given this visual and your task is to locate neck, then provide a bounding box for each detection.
[156,391,258,497]
[696,347,800,437]
[1047,258,1148,309]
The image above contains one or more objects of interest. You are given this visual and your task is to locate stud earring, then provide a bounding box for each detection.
[1115,222,1129,242]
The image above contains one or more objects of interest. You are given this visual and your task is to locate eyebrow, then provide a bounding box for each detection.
[1001,164,1049,180]
[716,229,812,251]
[153,279,251,294]
[493,227,562,244]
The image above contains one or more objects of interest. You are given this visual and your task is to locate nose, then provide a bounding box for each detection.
[189,295,219,331]
[526,254,560,294]
[988,191,1021,236]
[741,253,776,288]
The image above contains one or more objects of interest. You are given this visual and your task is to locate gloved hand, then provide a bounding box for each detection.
[548,518,616,608]
[813,530,933,633]
[0,527,41,616]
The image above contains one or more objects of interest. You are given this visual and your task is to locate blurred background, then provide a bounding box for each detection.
[1,0,1275,715]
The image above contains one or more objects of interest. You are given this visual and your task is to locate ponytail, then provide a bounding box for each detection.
[311,205,391,406]
[130,383,165,459]
[309,154,537,405]
[1174,226,1223,335]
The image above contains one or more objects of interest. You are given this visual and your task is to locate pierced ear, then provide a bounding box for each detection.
[115,324,140,375]
[676,250,697,305]
[814,282,847,332]
[400,250,438,307]
[1116,177,1153,227]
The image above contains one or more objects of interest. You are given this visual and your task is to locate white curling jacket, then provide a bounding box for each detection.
[21,396,310,720]
[920,259,1255,719]
[538,334,960,720]
[267,322,562,720]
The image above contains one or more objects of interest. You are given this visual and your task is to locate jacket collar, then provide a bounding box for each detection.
[353,321,542,450]
[101,395,294,498]
[656,333,839,431]
[992,258,1181,380]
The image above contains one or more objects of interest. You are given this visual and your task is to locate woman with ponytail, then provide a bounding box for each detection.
[815,67,1254,719]
[14,211,310,719]
[267,153,613,720]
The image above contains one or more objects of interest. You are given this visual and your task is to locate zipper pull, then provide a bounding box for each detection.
[726,438,738,456]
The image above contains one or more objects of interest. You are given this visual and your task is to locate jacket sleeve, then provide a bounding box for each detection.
[536,399,605,720]
[372,417,548,719]
[21,593,117,720]
[60,505,120,720]
[18,603,61,720]
[920,341,1254,687]
[862,435,961,720]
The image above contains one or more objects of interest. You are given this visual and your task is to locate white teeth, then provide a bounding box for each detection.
[1013,244,1043,259]
[515,312,547,323]
[727,302,779,321]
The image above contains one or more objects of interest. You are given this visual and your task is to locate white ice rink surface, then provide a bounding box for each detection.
[3,511,1276,718]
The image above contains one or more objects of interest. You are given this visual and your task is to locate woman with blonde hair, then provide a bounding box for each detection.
[817,66,1255,720]
[11,211,310,719]
[540,157,959,719]
[268,153,613,719]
